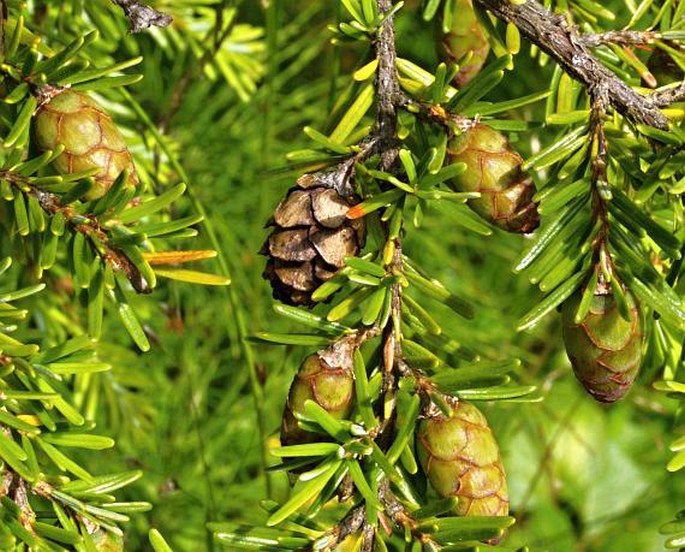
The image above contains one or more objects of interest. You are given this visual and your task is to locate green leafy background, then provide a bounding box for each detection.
[1,0,684,550]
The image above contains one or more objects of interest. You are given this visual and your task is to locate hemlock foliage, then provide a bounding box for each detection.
[0,0,683,550]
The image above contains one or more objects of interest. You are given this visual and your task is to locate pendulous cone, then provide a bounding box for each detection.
[562,286,643,403]
[416,400,509,517]
[262,173,365,306]
[446,123,540,233]
[280,346,355,447]
[439,0,490,87]
[33,87,138,200]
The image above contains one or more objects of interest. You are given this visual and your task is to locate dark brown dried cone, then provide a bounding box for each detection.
[263,174,365,306]
[561,286,643,403]
[280,344,355,447]
[33,88,138,200]
[446,123,540,233]
[439,0,491,87]
[416,400,509,517]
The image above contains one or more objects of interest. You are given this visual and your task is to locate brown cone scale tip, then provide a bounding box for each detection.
[262,174,365,306]
[416,400,509,517]
[446,123,540,233]
[439,0,491,87]
[33,88,138,201]
[562,286,643,403]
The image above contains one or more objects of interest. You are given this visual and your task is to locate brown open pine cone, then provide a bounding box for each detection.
[262,174,365,306]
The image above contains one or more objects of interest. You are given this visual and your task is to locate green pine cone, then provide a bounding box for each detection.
[281,352,355,446]
[33,88,138,200]
[446,123,540,233]
[439,0,490,87]
[416,400,509,517]
[562,287,643,403]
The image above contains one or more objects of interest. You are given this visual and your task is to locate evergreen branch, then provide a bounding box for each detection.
[579,30,659,47]
[372,1,406,455]
[588,85,611,274]
[1,470,33,528]
[2,171,150,293]
[473,0,671,129]
[293,3,404,196]
[110,0,172,33]
[314,503,367,550]
[361,523,375,552]
[375,0,401,171]
[0,341,139,539]
[299,0,404,197]
[288,2,414,546]
[376,479,442,546]
[397,96,478,135]
[651,82,685,107]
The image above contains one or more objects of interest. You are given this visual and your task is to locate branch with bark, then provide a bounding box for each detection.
[110,0,172,33]
[298,2,424,549]
[473,0,675,129]
[652,82,685,106]
[579,30,660,47]
[2,170,150,293]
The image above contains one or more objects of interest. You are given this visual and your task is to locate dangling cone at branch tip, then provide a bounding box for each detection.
[262,173,365,306]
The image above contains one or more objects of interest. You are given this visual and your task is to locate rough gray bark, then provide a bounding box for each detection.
[473,0,671,129]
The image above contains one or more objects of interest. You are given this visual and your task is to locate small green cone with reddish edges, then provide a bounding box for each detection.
[416,400,509,517]
[262,173,365,306]
[446,123,539,233]
[562,286,643,403]
[33,88,138,200]
[281,347,355,447]
[439,0,490,87]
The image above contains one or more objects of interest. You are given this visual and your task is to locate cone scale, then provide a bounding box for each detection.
[416,400,509,517]
[562,286,643,403]
[447,123,540,233]
[33,88,138,200]
[263,174,365,306]
[439,0,491,87]
[280,352,355,447]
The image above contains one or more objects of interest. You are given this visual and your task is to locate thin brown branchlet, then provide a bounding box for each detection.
[473,0,678,129]
[580,29,660,47]
[1,170,149,293]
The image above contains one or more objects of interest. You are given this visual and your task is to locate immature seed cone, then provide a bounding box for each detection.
[446,123,540,233]
[263,174,365,306]
[416,400,509,517]
[33,88,138,200]
[281,349,355,447]
[439,0,490,87]
[561,286,643,403]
